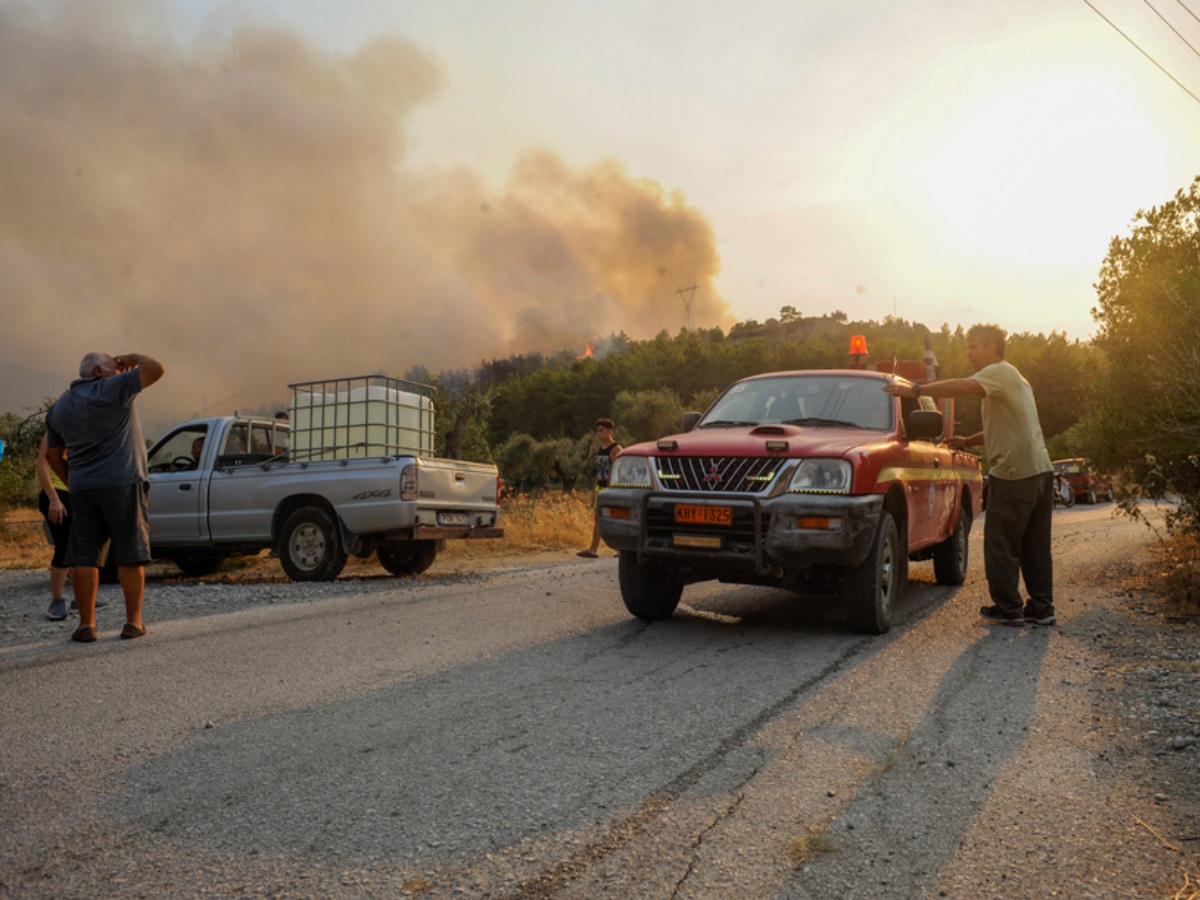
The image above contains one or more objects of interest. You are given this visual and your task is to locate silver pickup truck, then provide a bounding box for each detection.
[146,412,502,581]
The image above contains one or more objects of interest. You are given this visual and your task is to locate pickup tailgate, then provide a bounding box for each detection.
[412,458,503,536]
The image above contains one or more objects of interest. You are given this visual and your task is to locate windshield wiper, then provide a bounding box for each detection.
[783,417,864,429]
[698,419,760,428]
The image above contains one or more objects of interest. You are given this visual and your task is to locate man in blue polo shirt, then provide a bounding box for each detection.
[45,351,165,643]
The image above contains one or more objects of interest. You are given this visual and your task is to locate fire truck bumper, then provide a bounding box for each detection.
[597,490,885,574]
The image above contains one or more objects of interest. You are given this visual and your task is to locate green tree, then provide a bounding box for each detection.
[609,388,686,446]
[1086,175,1200,534]
[0,405,53,508]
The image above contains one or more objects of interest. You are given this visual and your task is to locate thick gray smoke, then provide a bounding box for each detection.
[0,0,729,423]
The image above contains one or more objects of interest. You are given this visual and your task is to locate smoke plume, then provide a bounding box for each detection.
[0,0,729,422]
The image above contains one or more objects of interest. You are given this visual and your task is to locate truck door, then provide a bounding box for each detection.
[147,426,209,543]
[904,443,941,547]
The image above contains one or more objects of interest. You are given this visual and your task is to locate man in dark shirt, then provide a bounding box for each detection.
[45,352,165,642]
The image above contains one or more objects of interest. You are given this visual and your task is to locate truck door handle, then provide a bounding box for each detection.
[455,473,465,481]
[178,484,192,491]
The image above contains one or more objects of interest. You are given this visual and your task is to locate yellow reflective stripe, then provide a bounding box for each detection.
[875,465,983,487]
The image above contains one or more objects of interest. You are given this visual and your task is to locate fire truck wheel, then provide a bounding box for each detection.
[377,540,438,576]
[842,511,899,635]
[618,551,683,620]
[933,505,970,586]
[279,505,348,582]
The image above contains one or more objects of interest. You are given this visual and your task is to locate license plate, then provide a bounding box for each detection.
[674,504,732,525]
[438,512,471,526]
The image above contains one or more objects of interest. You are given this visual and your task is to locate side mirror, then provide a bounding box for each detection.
[908,409,945,442]
[681,411,701,433]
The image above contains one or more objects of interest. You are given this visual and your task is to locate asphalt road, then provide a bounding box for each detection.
[0,503,1193,898]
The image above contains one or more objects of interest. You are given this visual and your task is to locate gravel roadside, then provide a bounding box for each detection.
[0,551,566,650]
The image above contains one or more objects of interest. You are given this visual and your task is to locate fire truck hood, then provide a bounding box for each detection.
[625,424,884,459]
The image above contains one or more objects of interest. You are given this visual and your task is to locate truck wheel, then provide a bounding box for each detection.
[932,506,970,586]
[842,511,899,635]
[1085,487,1096,504]
[618,551,683,620]
[172,556,226,577]
[279,506,347,582]
[377,541,438,576]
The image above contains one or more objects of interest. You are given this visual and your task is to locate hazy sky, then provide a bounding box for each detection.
[3,0,1198,423]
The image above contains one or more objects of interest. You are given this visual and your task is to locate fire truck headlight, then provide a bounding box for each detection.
[788,459,851,494]
[610,456,652,488]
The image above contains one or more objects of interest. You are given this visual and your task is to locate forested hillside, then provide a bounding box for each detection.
[418,312,1094,491]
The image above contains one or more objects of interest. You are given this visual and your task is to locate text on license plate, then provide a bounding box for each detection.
[674,504,732,525]
[438,512,471,526]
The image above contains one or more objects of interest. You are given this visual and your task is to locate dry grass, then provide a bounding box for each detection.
[0,508,50,570]
[1158,534,1200,618]
[789,825,838,867]
[0,490,597,572]
[444,490,595,561]
[1173,867,1200,900]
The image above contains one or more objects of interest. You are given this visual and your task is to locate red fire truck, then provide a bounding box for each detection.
[596,338,984,634]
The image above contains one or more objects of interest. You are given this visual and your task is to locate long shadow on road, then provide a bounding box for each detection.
[117,599,869,874]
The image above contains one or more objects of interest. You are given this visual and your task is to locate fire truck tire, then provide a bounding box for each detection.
[842,511,899,635]
[618,551,683,620]
[279,505,348,582]
[933,505,970,586]
[1085,488,1096,504]
[377,540,438,576]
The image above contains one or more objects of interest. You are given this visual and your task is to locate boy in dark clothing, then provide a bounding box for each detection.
[578,418,621,558]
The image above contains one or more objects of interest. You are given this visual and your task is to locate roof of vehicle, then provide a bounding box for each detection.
[732,368,893,382]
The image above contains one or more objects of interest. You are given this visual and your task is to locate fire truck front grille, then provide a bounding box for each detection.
[655,457,780,493]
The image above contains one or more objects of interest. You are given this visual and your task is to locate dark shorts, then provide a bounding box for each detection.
[38,489,72,569]
[64,482,151,568]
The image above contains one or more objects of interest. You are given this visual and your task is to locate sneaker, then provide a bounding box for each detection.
[980,605,1024,626]
[46,599,67,621]
[1024,610,1057,626]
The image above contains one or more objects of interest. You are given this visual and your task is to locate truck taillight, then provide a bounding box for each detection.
[401,463,418,501]
[496,475,502,505]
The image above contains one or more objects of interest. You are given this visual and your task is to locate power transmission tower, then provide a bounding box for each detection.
[676,283,698,330]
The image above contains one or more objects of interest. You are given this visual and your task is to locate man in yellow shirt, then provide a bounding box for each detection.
[885,324,1054,626]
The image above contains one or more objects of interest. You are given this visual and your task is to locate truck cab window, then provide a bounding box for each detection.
[147,426,209,473]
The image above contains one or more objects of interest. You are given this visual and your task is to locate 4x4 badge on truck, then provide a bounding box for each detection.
[704,464,723,488]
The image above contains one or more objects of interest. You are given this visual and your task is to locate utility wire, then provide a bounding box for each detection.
[1175,0,1200,27]
[1081,0,1200,106]
[1144,0,1200,60]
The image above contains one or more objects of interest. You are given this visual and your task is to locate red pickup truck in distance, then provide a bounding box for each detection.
[1052,458,1113,504]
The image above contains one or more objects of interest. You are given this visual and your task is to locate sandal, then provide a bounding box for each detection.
[576,550,599,558]
[70,626,97,643]
[120,623,147,640]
